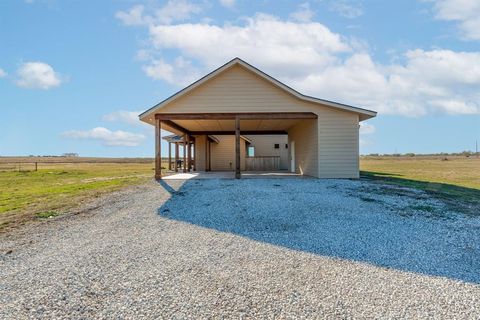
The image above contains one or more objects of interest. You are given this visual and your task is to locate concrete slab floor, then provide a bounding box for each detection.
[161,171,309,180]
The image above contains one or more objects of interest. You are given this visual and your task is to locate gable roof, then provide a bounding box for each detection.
[139,57,377,122]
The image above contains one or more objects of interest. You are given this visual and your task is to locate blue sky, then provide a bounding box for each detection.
[0,0,479,157]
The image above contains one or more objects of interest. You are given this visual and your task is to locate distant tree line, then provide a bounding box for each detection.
[362,151,477,157]
[26,153,79,157]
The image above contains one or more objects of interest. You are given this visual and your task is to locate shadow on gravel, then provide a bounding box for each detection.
[157,179,480,284]
[158,179,177,195]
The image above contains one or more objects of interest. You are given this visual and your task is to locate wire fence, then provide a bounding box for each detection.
[0,160,156,172]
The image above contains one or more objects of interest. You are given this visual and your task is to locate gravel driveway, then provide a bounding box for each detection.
[1,179,479,319]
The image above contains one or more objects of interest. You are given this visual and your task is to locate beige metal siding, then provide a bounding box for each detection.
[318,111,359,178]
[158,64,360,178]
[245,135,289,170]
[159,65,310,113]
[288,119,318,177]
[210,136,246,171]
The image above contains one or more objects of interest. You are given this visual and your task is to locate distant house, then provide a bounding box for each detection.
[140,58,376,179]
[62,153,79,157]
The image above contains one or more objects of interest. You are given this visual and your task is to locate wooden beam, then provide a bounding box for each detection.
[174,142,179,172]
[183,135,187,173]
[235,116,241,179]
[155,112,317,120]
[155,119,162,180]
[190,130,287,135]
[162,120,192,135]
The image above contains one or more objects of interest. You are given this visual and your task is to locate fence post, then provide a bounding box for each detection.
[35,162,38,171]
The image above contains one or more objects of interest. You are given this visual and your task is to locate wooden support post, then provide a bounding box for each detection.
[208,139,211,171]
[174,143,179,172]
[186,135,191,172]
[183,135,187,173]
[193,138,196,171]
[235,116,241,179]
[204,136,208,171]
[155,119,162,180]
[168,142,172,171]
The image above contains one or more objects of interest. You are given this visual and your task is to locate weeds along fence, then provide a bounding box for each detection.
[0,160,156,172]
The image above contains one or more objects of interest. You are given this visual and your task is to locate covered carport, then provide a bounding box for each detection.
[154,112,317,179]
[139,58,376,180]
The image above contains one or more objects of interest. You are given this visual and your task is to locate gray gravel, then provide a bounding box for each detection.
[1,178,479,319]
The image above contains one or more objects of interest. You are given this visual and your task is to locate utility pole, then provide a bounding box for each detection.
[476,139,478,158]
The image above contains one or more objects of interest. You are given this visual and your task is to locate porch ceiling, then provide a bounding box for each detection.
[171,119,303,132]
[157,112,317,136]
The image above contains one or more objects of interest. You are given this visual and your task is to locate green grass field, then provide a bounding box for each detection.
[1,155,479,231]
[0,158,159,230]
[360,155,480,214]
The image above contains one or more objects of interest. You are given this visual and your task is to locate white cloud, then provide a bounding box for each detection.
[290,2,315,22]
[0,68,7,78]
[359,123,375,148]
[219,0,235,9]
[102,110,145,126]
[142,56,200,86]
[115,0,202,26]
[155,0,202,24]
[115,5,147,26]
[119,10,480,116]
[62,127,146,147]
[329,1,363,18]
[360,123,375,135]
[15,62,62,89]
[136,49,152,61]
[428,0,480,40]
[148,13,350,76]
[294,49,480,116]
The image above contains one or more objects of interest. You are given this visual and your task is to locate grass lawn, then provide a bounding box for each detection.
[0,159,161,230]
[2,155,479,231]
[360,156,480,214]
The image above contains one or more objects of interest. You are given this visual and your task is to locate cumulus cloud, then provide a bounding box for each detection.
[15,62,62,89]
[329,0,363,18]
[219,0,235,9]
[428,0,480,40]
[62,127,146,147]
[115,0,202,26]
[118,8,480,116]
[102,110,145,126]
[148,13,350,75]
[0,68,7,78]
[290,3,315,22]
[115,5,146,26]
[142,56,201,86]
[295,49,480,116]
